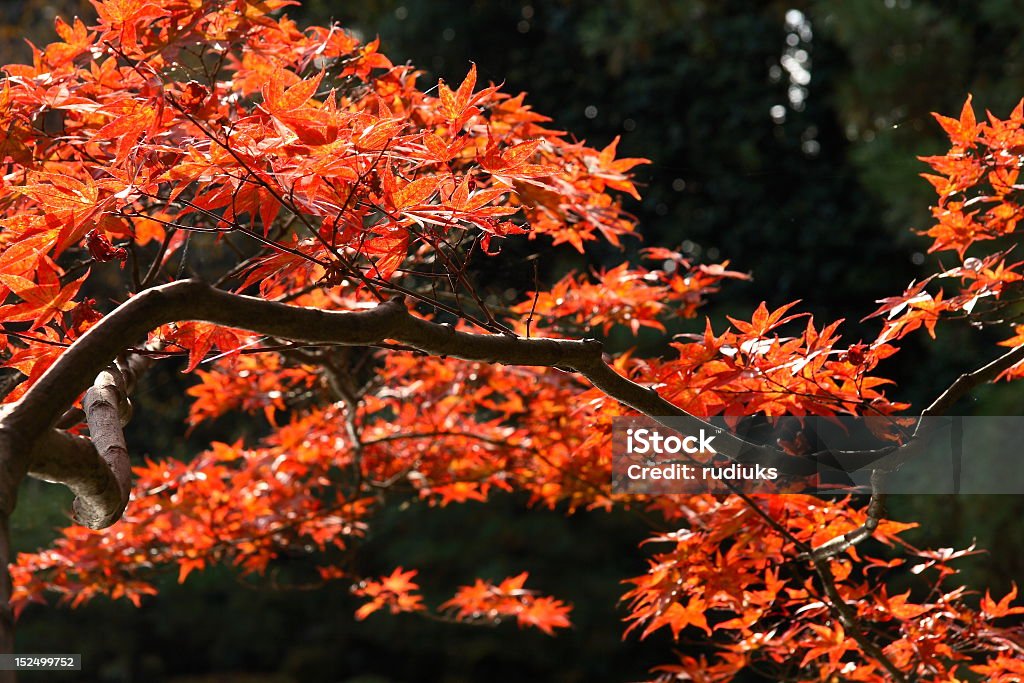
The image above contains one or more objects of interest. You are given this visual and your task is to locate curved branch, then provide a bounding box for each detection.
[0,279,829,529]
[26,347,155,529]
[11,281,1014,534]
[79,366,132,527]
[6,281,409,442]
[26,366,134,530]
[806,343,1024,562]
[6,280,820,481]
[27,429,127,529]
[920,343,1024,418]
[801,471,886,562]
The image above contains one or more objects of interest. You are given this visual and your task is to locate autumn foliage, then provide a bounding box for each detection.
[0,0,1023,681]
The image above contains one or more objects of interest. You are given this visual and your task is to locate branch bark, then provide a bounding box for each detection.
[11,279,1008,531]
[24,349,153,530]
[5,279,822,489]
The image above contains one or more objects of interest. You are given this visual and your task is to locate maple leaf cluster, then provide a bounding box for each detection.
[513,249,750,336]
[867,98,1024,354]
[349,569,571,637]
[625,497,1021,682]
[351,567,424,621]
[0,1,1023,681]
[0,0,648,393]
[440,572,572,636]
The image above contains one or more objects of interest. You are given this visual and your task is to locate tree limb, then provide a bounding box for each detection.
[23,346,156,529]
[79,366,133,527]
[8,281,1016,537]
[919,343,1024,418]
[5,279,818,483]
[27,429,127,529]
[805,343,1024,562]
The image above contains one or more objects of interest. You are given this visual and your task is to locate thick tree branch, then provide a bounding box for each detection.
[27,430,127,528]
[24,349,155,529]
[6,280,816,480]
[79,366,132,527]
[7,280,1017,544]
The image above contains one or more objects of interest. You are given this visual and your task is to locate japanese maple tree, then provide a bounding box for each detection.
[0,1,1022,681]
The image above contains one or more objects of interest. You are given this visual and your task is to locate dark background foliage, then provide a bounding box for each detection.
[6,1,1024,681]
